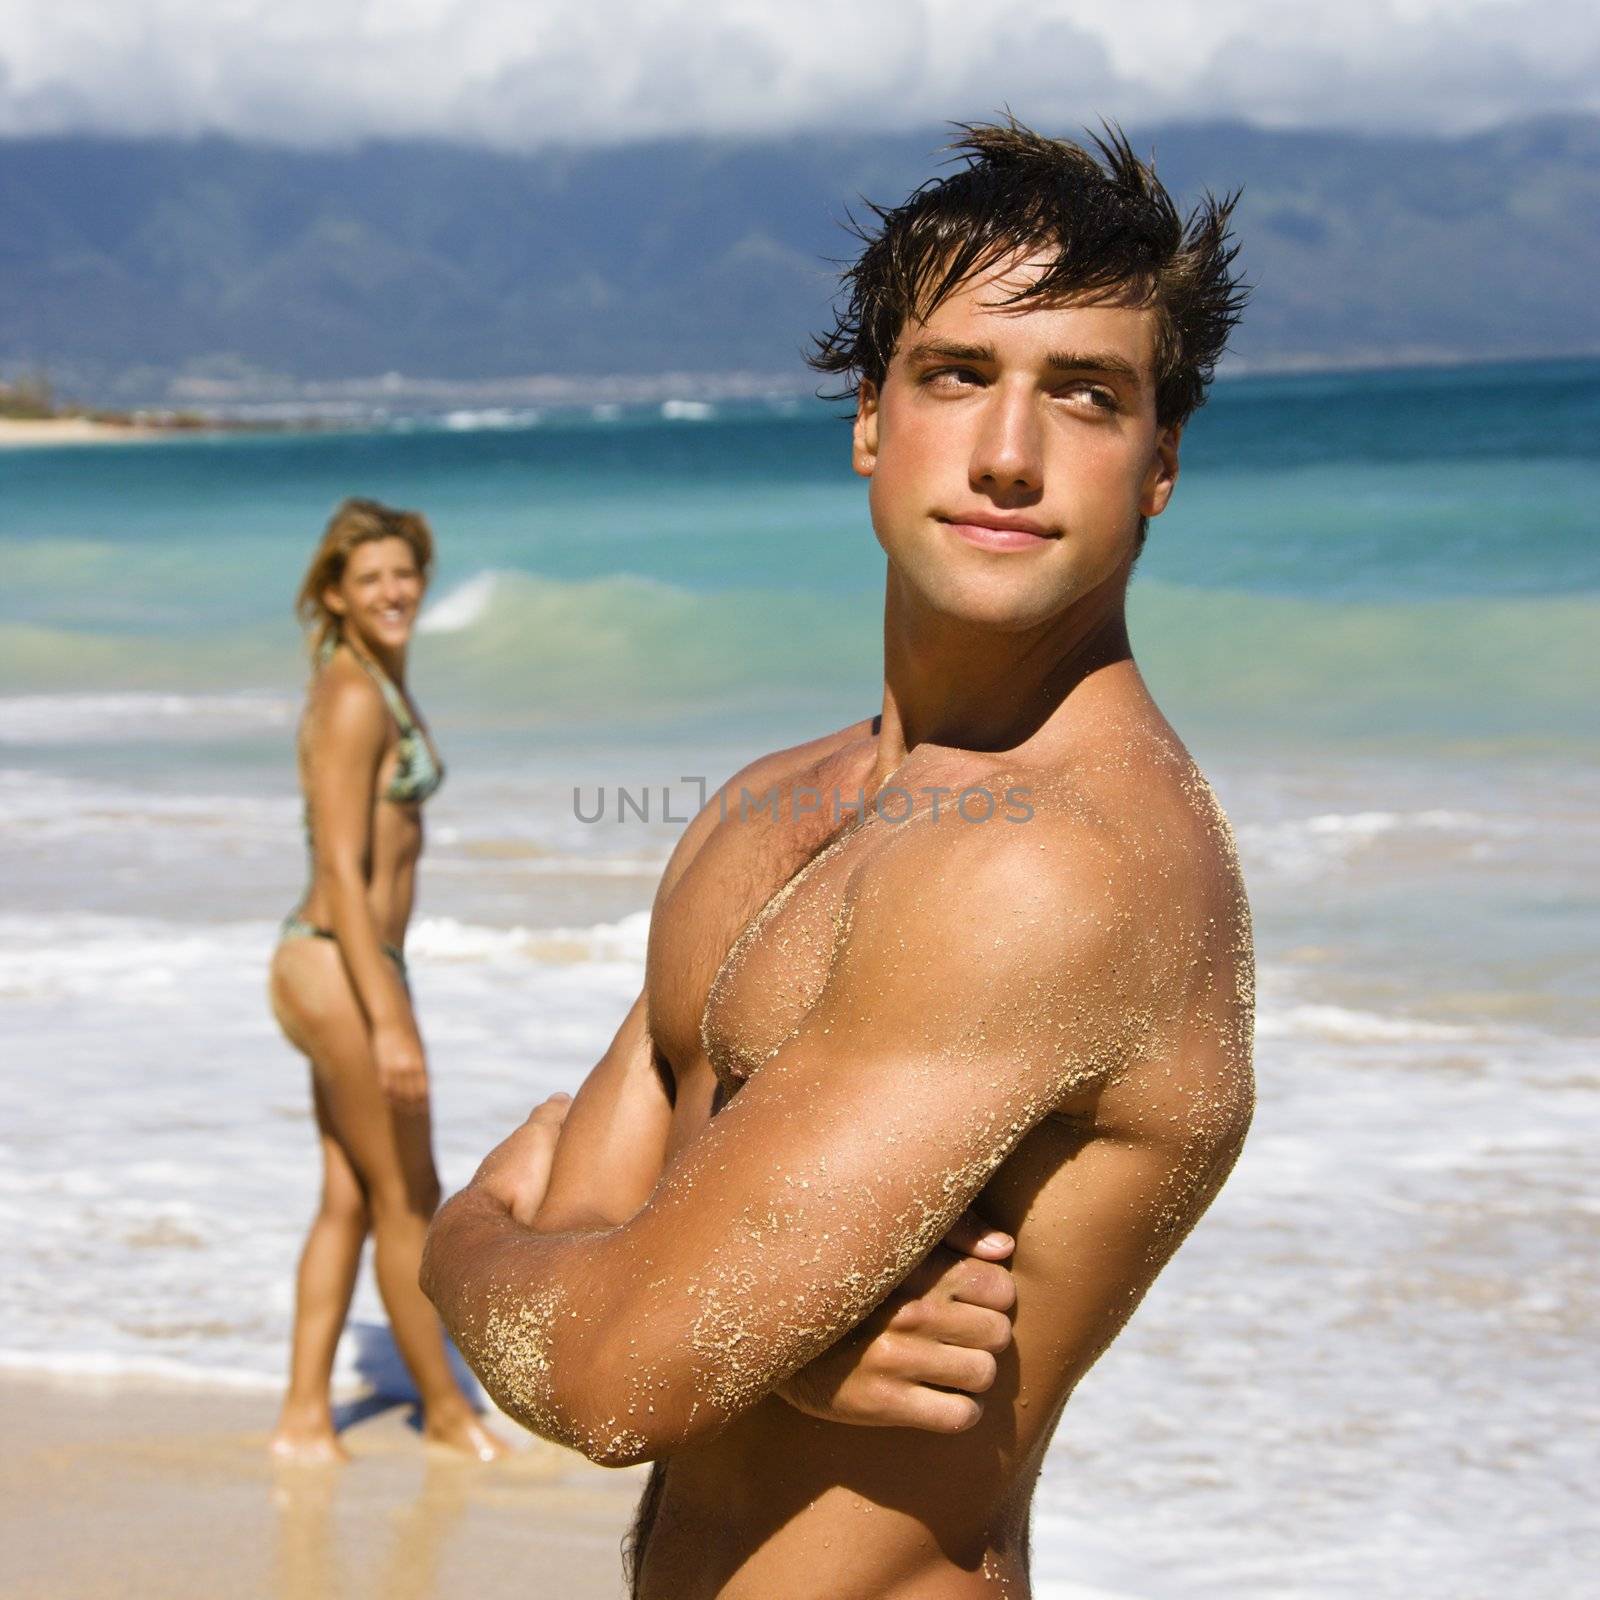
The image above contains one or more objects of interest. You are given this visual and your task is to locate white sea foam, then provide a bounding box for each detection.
[417,569,501,632]
[1233,804,1528,882]
[0,1347,287,1392]
[439,407,541,431]
[1255,1001,1478,1043]
[409,910,651,965]
[0,768,291,837]
[660,398,714,421]
[0,693,295,744]
[1302,807,1485,837]
[0,905,643,1395]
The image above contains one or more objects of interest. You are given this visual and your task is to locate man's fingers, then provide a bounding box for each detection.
[527,1093,572,1129]
[888,1386,985,1435]
[879,1332,999,1394]
[940,1209,1014,1261]
[827,1376,985,1435]
[894,1253,1016,1315]
[893,1250,951,1303]
[886,1245,1015,1318]
[946,1256,1017,1313]
[887,1298,1012,1355]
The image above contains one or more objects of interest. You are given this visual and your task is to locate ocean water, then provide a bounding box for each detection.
[1,359,1596,1598]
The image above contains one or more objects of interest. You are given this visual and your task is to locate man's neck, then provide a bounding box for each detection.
[872,569,1135,783]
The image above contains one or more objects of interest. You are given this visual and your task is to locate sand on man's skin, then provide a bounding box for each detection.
[0,1374,643,1600]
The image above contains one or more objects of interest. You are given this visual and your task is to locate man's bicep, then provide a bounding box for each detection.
[1002,1075,1251,1383]
[535,989,672,1230]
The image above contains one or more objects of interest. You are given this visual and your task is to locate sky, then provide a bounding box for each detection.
[0,0,1594,148]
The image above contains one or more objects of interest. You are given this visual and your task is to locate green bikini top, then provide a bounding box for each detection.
[321,637,445,806]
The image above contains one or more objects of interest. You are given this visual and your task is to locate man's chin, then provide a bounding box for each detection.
[896,572,1087,634]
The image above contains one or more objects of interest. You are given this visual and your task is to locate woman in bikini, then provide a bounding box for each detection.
[268,498,504,1463]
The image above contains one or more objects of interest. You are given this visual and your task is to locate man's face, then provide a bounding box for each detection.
[854,251,1181,632]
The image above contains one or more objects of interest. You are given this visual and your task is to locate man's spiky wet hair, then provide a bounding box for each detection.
[811,117,1248,429]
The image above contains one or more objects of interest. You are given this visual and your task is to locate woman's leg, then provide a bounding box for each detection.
[270,1074,370,1461]
[272,940,505,1459]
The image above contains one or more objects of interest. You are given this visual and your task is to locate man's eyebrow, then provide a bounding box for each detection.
[904,339,996,365]
[904,339,1143,387]
[1044,350,1144,386]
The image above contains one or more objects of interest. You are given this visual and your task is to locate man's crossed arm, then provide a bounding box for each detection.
[422,815,1135,1466]
[507,975,1022,1437]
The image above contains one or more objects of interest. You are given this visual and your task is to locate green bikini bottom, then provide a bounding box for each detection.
[278,912,408,984]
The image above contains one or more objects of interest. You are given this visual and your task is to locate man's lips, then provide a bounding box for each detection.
[939,513,1057,552]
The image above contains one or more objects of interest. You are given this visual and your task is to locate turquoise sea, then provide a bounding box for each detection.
[1,358,1596,1599]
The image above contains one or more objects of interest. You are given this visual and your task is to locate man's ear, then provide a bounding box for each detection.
[852,380,881,479]
[1140,424,1182,518]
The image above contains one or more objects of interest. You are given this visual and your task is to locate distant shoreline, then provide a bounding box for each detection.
[0,415,171,447]
[4,349,1594,447]
[130,346,1600,414]
[0,413,310,448]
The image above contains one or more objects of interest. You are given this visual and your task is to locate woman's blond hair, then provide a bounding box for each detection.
[294,498,435,661]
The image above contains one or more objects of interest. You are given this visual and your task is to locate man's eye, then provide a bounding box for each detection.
[927,367,982,389]
[1058,384,1117,411]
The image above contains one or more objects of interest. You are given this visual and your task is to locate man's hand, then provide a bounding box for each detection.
[469,1095,573,1226]
[777,1210,1016,1433]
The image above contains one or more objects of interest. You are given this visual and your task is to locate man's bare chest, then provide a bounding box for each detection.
[646,794,870,1100]
[645,741,1040,1113]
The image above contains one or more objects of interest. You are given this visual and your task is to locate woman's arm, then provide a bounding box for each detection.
[305,671,425,1105]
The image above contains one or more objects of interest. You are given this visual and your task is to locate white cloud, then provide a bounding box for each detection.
[0,0,1593,146]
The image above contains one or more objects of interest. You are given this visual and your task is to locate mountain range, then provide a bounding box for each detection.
[1,116,1596,404]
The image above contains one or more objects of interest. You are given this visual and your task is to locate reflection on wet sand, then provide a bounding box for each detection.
[0,1375,642,1600]
[272,1449,471,1600]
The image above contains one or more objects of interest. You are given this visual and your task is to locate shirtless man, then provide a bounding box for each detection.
[423,120,1255,1599]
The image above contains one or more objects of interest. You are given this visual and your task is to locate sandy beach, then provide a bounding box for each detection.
[0,416,168,448]
[0,417,170,447]
[0,1375,643,1600]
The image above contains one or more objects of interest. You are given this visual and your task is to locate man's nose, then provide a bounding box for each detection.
[970,385,1043,499]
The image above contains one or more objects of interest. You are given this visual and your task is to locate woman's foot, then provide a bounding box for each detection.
[422,1398,509,1461]
[269,1403,351,1464]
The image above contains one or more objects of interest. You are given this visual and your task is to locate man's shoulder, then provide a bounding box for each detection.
[867,780,1125,936]
[719,715,880,803]
[654,715,879,901]
[861,735,1241,968]
[841,748,1250,1113]
[1017,726,1243,903]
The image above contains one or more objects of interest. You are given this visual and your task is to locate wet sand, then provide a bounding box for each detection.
[0,1374,644,1599]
